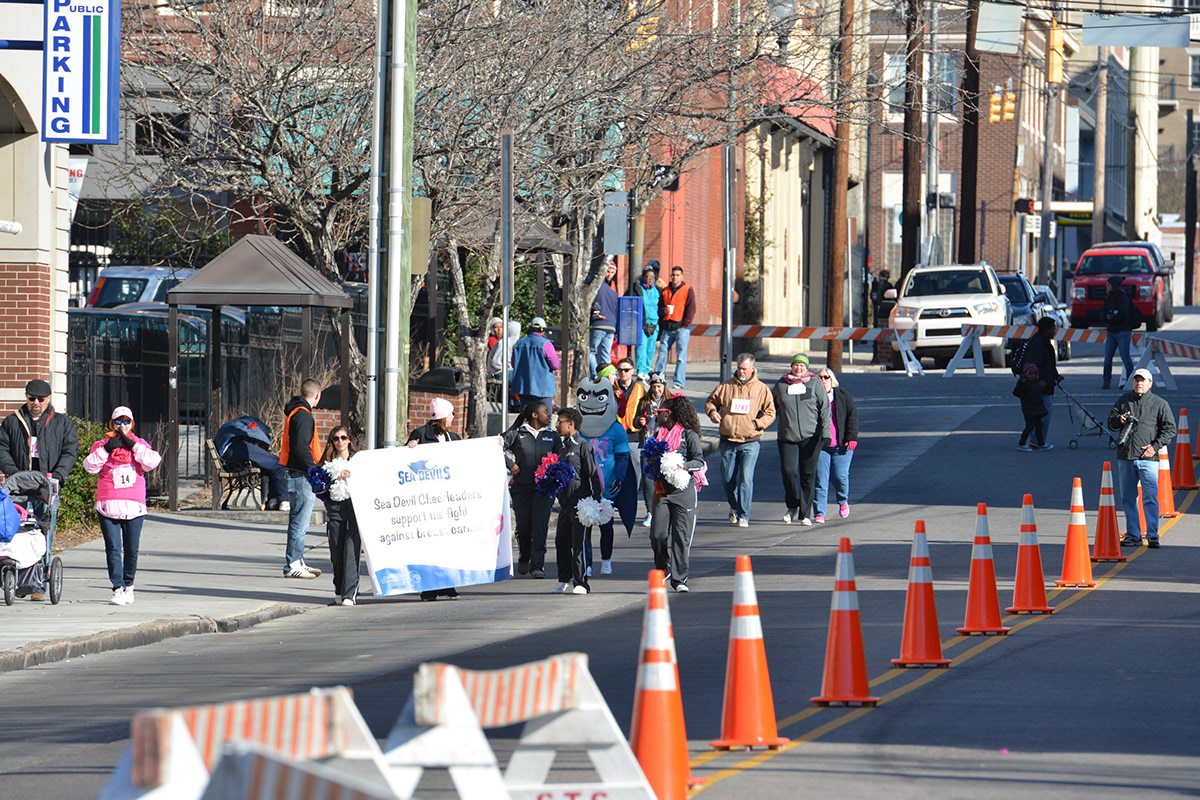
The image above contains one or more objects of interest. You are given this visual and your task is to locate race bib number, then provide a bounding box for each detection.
[30,436,39,458]
[730,398,752,414]
[112,465,137,489]
[787,383,806,395]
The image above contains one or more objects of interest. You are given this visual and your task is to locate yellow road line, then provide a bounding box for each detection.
[688,488,1196,795]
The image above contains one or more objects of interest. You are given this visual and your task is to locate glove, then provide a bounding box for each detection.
[118,431,136,450]
[604,478,623,499]
[847,441,857,451]
[103,436,121,453]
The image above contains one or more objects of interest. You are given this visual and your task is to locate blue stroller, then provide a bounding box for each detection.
[0,472,62,606]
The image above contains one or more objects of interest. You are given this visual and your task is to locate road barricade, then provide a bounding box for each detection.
[383,652,655,800]
[688,325,924,376]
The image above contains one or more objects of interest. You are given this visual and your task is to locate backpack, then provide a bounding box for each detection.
[0,487,20,544]
[1010,339,1031,376]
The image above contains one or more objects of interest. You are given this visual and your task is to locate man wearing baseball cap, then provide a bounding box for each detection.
[1108,368,1176,548]
[0,379,79,489]
[510,317,560,411]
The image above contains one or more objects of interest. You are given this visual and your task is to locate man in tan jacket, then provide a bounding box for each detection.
[705,353,776,527]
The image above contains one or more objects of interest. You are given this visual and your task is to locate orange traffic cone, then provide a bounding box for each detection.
[1158,447,1180,518]
[710,556,789,750]
[1006,495,1055,614]
[1092,462,1128,562]
[1172,409,1198,489]
[892,522,952,667]
[630,569,695,800]
[1056,478,1098,587]
[811,538,880,706]
[956,504,1011,635]
[1137,484,1147,536]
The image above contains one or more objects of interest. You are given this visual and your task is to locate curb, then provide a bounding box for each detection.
[0,603,306,674]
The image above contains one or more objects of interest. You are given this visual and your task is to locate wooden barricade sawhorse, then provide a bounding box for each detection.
[944,326,1171,383]
[687,324,924,376]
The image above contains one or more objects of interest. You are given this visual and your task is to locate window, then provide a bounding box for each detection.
[883,52,906,109]
[931,51,959,116]
[135,113,189,155]
[1191,55,1200,90]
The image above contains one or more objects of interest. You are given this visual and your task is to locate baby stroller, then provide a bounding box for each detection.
[0,472,62,606]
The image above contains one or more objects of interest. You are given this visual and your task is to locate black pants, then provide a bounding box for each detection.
[649,484,696,587]
[511,483,553,570]
[779,438,823,519]
[555,504,589,589]
[326,500,362,601]
[1019,415,1046,447]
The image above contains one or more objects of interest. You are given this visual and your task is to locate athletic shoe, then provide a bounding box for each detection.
[300,560,322,577]
[1038,443,1054,451]
[673,583,690,593]
[124,586,135,605]
[1120,534,1142,547]
[813,514,826,524]
[642,515,653,528]
[279,501,291,513]
[799,517,813,527]
[553,581,573,594]
[601,559,613,575]
[341,598,355,606]
[285,561,318,579]
[782,509,794,524]
[729,510,739,525]
[572,584,589,595]
[1147,539,1161,548]
[1102,383,1111,390]
[738,517,749,528]
[1017,444,1033,452]
[530,568,545,579]
[517,561,530,576]
[839,504,850,518]
[109,588,126,606]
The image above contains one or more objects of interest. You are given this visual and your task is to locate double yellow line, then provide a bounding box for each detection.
[688,489,1197,794]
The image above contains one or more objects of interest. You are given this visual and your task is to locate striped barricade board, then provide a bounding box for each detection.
[687,325,924,376]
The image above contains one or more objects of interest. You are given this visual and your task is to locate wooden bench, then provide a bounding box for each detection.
[205,439,266,510]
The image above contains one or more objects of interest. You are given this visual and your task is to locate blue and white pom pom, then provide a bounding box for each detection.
[576,497,615,527]
[323,458,352,501]
[659,451,690,490]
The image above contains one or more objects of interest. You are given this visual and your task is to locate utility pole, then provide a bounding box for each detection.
[826,0,853,371]
[1091,46,1108,255]
[924,0,940,264]
[1186,110,1196,306]
[958,0,980,264]
[901,0,924,280]
[1037,14,1062,286]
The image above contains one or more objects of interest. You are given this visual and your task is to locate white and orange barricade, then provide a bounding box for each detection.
[688,325,925,376]
[200,742,395,800]
[383,653,655,800]
[944,325,1153,378]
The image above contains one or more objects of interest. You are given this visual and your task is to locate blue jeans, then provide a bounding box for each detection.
[588,328,616,377]
[1104,330,1134,386]
[1118,458,1158,540]
[654,328,690,387]
[719,439,760,520]
[814,446,854,517]
[286,473,316,569]
[99,514,144,589]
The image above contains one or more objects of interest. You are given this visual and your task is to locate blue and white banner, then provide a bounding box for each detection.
[42,0,122,144]
[348,437,512,596]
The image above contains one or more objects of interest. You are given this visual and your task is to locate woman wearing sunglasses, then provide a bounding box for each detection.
[812,370,859,522]
[321,426,362,606]
[82,406,162,606]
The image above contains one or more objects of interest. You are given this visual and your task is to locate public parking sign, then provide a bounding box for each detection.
[41,0,122,144]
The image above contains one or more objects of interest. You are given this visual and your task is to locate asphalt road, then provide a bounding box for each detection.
[3,316,1200,799]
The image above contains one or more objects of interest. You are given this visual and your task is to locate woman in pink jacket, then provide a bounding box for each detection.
[83,406,162,606]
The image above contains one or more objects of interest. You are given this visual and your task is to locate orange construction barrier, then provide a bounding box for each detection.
[1137,484,1147,536]
[1092,462,1128,562]
[892,522,952,667]
[629,569,698,800]
[1006,495,1055,614]
[1158,447,1180,518]
[811,538,880,706]
[956,504,1011,635]
[1056,478,1098,588]
[1172,409,1198,489]
[710,556,789,750]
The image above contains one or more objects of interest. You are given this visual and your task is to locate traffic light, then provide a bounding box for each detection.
[1014,198,1035,215]
[989,89,1002,123]
[1003,90,1016,122]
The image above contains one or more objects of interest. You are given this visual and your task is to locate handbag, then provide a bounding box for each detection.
[642,321,656,338]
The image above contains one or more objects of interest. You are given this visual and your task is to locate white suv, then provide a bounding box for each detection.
[887,264,1011,369]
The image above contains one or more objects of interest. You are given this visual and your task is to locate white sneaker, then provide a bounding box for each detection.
[300,560,322,577]
[601,559,613,575]
[124,586,135,605]
[642,515,652,528]
[799,517,813,527]
[109,588,126,606]
[572,584,589,595]
[783,509,794,524]
[285,561,318,579]
[729,510,739,525]
[674,583,690,593]
[738,518,749,528]
[553,581,573,594]
[279,501,291,513]
[341,598,355,606]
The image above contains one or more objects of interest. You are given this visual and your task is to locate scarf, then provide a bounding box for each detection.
[655,423,708,489]
[783,371,812,385]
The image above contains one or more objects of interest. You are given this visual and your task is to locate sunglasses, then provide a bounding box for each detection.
[26,396,48,403]
[114,419,133,425]
[818,375,832,380]
[618,367,634,372]
[333,434,350,441]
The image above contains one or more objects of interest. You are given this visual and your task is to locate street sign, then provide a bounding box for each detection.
[41,0,122,144]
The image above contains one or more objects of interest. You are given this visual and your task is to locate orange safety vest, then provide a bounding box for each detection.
[279,405,321,468]
[661,283,691,323]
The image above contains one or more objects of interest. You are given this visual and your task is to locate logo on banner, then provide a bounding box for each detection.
[397,460,452,486]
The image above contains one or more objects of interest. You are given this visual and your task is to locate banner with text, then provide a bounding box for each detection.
[348,438,512,596]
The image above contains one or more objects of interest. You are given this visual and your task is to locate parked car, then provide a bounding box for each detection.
[1032,284,1071,361]
[1066,247,1170,331]
[886,263,1012,369]
[85,266,197,308]
[1080,241,1174,321]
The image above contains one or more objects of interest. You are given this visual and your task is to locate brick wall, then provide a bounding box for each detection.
[406,389,469,438]
[0,261,54,417]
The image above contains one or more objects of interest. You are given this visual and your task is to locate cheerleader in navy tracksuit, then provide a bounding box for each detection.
[647,395,707,593]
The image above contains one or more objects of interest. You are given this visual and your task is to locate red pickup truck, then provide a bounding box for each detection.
[1068,247,1169,332]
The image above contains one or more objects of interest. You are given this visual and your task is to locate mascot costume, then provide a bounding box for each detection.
[575,376,639,570]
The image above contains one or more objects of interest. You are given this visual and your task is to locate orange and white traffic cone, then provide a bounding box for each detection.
[1158,447,1180,518]
[1092,462,1128,562]
[956,504,1011,635]
[810,538,880,706]
[630,569,695,800]
[1172,409,1198,489]
[710,556,789,750]
[892,522,952,667]
[1056,478,1098,588]
[1137,484,1147,537]
[1006,495,1054,614]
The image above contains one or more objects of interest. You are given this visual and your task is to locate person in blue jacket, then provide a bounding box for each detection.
[589,262,620,378]
[632,262,665,380]
[510,317,560,410]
